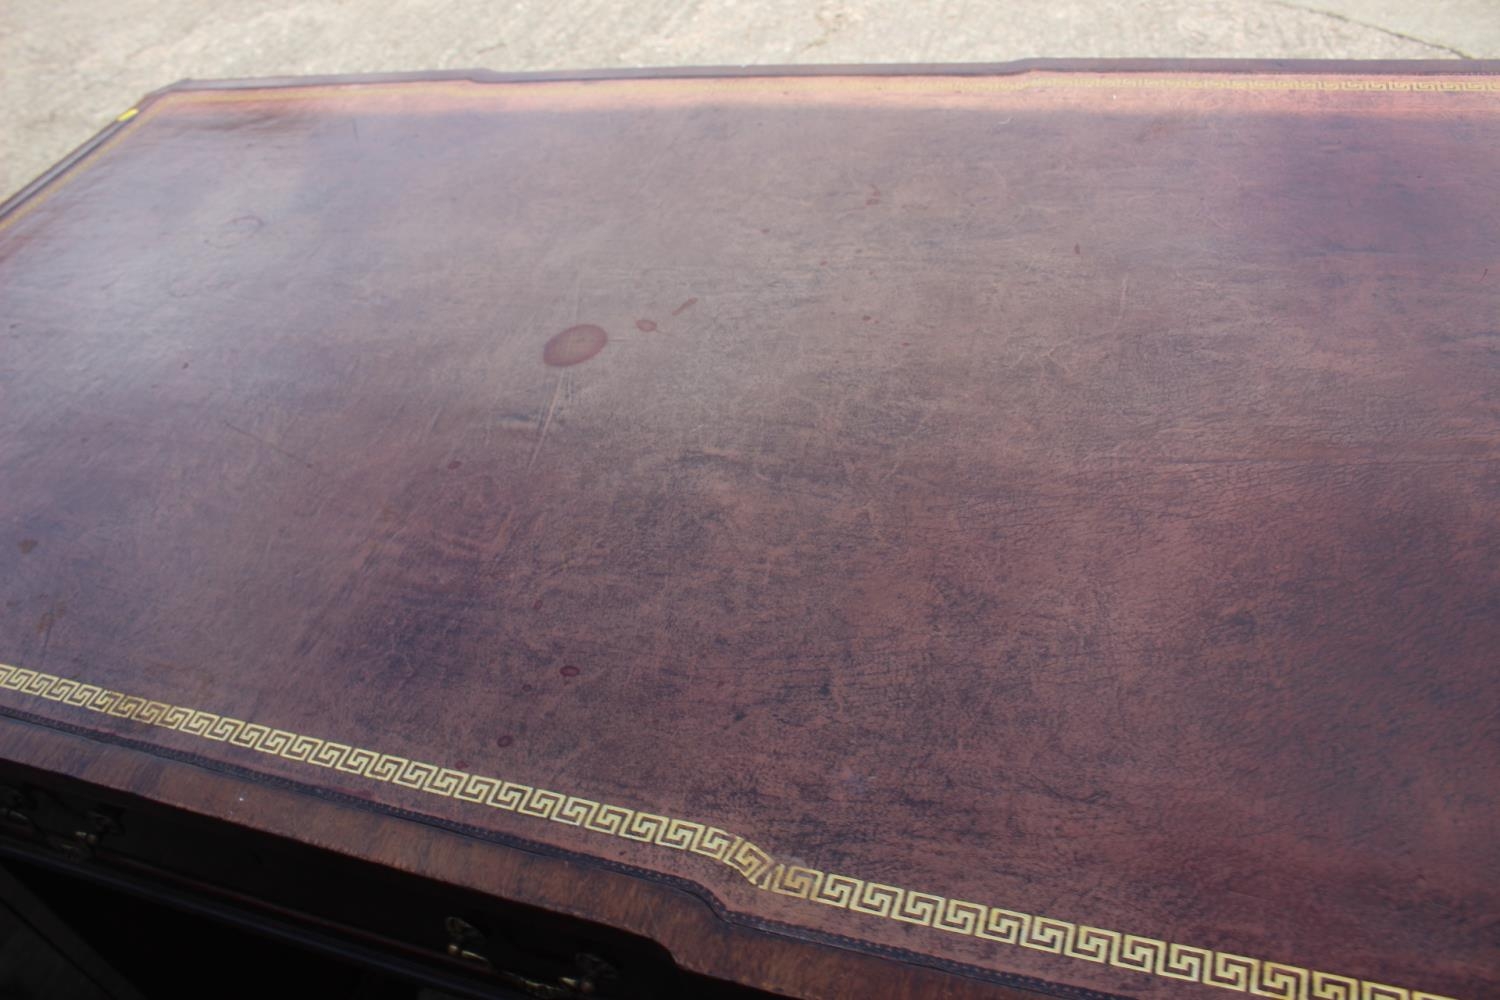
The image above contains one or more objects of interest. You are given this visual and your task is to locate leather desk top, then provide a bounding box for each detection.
[1,64,1497,1000]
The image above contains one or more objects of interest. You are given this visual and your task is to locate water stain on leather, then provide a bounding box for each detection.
[35,603,64,636]
[543,324,607,366]
[206,213,265,247]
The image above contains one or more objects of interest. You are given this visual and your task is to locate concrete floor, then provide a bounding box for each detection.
[2,0,1498,200]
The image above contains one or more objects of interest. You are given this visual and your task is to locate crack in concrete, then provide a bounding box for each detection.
[1266,0,1474,58]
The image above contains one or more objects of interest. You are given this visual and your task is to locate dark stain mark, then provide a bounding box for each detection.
[1136,118,1183,143]
[1026,779,1111,806]
[454,759,469,769]
[733,709,746,722]
[1074,243,1081,255]
[559,664,580,678]
[865,197,880,206]
[181,362,190,369]
[446,459,463,470]
[17,539,37,554]
[635,319,657,332]
[496,735,514,748]
[1213,610,1260,643]
[671,298,698,317]
[208,213,264,248]
[531,598,543,611]
[862,315,872,322]
[818,259,828,266]
[520,683,533,693]
[759,227,770,234]
[36,604,64,636]
[542,324,608,367]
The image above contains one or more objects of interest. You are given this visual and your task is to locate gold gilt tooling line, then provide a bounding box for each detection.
[0,662,1462,1000]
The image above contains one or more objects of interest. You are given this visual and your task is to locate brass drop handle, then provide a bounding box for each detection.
[443,915,492,966]
[441,916,619,997]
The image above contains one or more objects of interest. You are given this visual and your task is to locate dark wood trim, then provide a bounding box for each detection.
[0,715,1090,1000]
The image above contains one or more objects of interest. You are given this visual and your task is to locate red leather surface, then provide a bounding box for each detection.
[1,70,1497,999]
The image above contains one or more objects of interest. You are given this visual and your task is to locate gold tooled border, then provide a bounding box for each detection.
[0,662,1462,1000]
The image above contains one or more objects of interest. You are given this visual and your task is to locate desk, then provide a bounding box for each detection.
[2,62,1497,1000]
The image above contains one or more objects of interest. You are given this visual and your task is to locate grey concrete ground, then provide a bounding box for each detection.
[2,0,1498,200]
